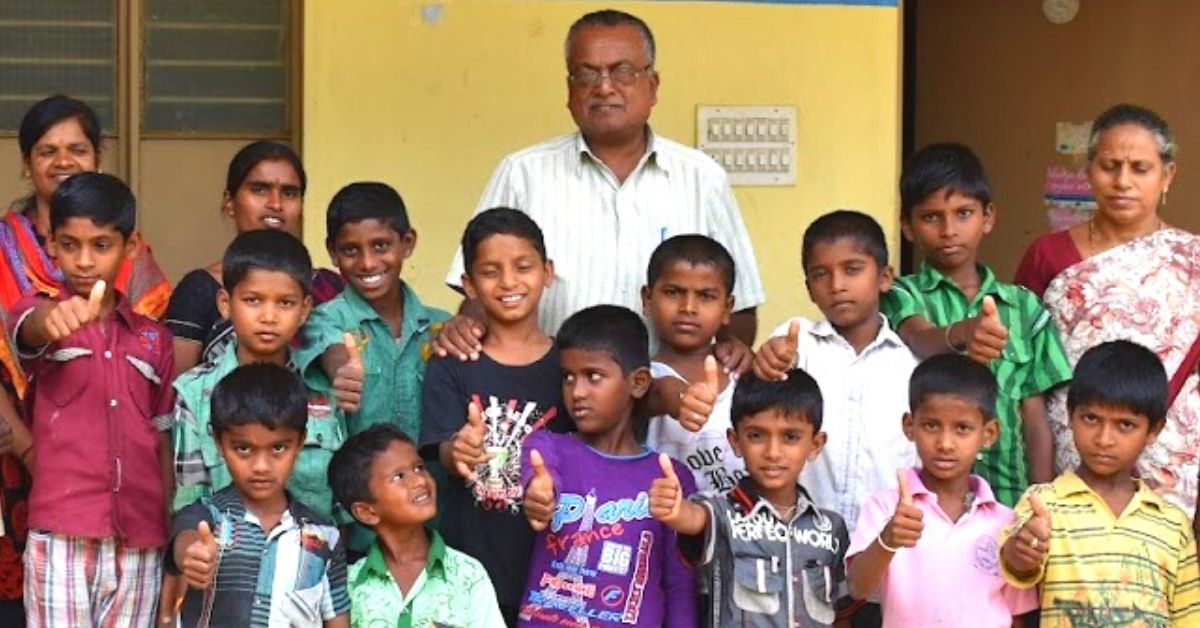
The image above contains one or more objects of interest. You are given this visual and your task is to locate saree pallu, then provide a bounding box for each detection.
[1044,228,1200,513]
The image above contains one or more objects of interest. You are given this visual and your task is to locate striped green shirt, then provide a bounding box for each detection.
[882,263,1072,506]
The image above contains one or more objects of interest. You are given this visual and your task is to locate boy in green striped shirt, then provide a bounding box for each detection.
[882,143,1072,506]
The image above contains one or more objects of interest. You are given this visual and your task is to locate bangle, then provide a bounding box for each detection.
[944,321,960,352]
[876,522,900,553]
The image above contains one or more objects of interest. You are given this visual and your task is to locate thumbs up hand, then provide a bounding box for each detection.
[182,520,220,589]
[42,279,107,342]
[679,356,720,432]
[451,401,491,482]
[332,332,365,413]
[880,470,924,550]
[649,453,684,523]
[524,449,556,532]
[753,319,800,382]
[1003,493,1052,576]
[963,296,1008,365]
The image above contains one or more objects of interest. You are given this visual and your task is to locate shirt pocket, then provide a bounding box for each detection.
[277,583,325,626]
[125,354,162,422]
[801,563,836,625]
[41,347,93,407]
[731,553,784,616]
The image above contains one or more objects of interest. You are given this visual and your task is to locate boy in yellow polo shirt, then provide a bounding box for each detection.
[1001,340,1200,625]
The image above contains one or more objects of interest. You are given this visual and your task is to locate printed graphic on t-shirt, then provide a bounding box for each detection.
[676,436,746,494]
[471,394,558,512]
[523,489,654,626]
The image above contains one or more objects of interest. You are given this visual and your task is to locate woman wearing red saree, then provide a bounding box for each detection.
[1015,104,1200,515]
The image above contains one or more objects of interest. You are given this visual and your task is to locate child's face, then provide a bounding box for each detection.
[1070,402,1161,479]
[804,237,892,333]
[48,217,134,299]
[222,159,303,238]
[727,410,825,497]
[329,218,414,308]
[903,394,998,484]
[218,269,312,363]
[462,234,553,327]
[560,347,650,437]
[216,423,304,509]
[353,439,437,529]
[902,189,994,273]
[641,261,733,354]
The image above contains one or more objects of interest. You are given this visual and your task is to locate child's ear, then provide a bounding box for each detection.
[399,229,417,261]
[221,190,235,219]
[298,295,313,326]
[722,293,735,326]
[461,273,478,301]
[809,431,827,461]
[982,417,1000,448]
[216,289,231,320]
[878,264,895,293]
[543,258,555,287]
[629,366,652,400]
[123,230,141,260]
[350,502,381,527]
[726,427,743,459]
[899,217,915,243]
[640,285,651,318]
[1147,418,1166,446]
[902,412,915,442]
[982,203,997,234]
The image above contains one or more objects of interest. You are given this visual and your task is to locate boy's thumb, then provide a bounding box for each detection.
[87,279,106,316]
[1030,494,1050,521]
[197,520,216,547]
[896,469,913,506]
[982,295,999,320]
[342,332,362,366]
[658,453,678,483]
[530,449,550,483]
[703,355,719,391]
[467,401,483,429]
[787,319,801,347]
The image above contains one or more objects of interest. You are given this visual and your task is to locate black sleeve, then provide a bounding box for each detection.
[164,269,221,343]
[164,501,217,575]
[418,356,468,459]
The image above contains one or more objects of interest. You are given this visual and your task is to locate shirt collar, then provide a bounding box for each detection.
[730,476,822,522]
[355,528,447,586]
[342,282,438,339]
[903,466,999,510]
[809,314,907,351]
[573,127,662,177]
[1054,469,1165,512]
[912,263,1016,307]
[223,337,298,371]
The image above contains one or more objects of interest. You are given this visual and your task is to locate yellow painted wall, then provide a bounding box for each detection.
[302,1,901,340]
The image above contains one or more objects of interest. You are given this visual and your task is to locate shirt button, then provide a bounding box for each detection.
[254,596,262,606]
[109,399,117,407]
[103,350,112,359]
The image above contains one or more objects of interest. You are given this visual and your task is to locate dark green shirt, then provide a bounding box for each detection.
[882,264,1072,506]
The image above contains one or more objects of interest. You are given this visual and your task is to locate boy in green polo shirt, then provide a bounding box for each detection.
[329,423,505,628]
[882,143,1072,506]
[297,182,449,439]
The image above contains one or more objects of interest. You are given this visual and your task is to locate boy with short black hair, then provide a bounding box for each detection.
[329,423,505,627]
[298,181,449,439]
[419,207,569,625]
[11,172,174,627]
[642,235,744,495]
[1001,340,1200,624]
[521,305,696,627]
[169,363,349,627]
[883,144,1072,506]
[650,368,848,626]
[172,229,345,520]
[846,354,1036,626]
[753,210,917,532]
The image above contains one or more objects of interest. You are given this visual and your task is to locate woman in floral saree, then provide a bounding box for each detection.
[1015,104,1200,516]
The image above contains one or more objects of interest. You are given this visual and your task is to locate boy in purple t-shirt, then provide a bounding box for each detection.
[520,305,696,627]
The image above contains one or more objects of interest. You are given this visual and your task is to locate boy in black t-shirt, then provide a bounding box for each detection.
[418,207,569,625]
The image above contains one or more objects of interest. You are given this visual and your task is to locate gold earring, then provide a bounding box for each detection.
[21,170,29,180]
[1163,187,1170,207]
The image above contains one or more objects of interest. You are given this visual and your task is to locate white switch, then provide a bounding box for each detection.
[723,122,733,139]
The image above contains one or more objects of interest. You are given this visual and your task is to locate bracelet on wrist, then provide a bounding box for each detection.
[876,527,900,553]
[944,321,961,353]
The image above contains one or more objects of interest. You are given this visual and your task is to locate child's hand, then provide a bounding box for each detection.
[713,336,753,376]
[433,314,485,361]
[41,280,105,342]
[182,520,219,590]
[1003,494,1051,576]
[679,356,719,432]
[524,449,556,532]
[753,320,799,381]
[452,402,490,482]
[332,332,364,413]
[963,296,1007,364]
[881,470,924,549]
[649,453,684,523]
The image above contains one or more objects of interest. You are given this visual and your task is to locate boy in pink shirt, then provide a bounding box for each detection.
[846,354,1036,627]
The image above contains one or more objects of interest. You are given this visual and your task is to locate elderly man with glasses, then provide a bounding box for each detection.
[437,9,765,372]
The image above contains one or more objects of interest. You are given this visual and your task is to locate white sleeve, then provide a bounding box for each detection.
[444,156,525,289]
[703,171,765,311]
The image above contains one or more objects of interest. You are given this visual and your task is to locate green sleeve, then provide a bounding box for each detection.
[881,276,928,330]
[296,301,346,388]
[1019,295,1073,399]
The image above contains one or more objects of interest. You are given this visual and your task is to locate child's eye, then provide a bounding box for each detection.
[338,246,358,257]
[242,296,261,305]
[921,214,939,223]
[956,208,975,218]
[587,372,603,382]
[392,471,406,482]
[562,373,575,384]
[783,431,802,443]
[1119,420,1136,431]
[235,445,251,455]
[956,423,973,434]
[272,443,288,453]
[372,241,391,253]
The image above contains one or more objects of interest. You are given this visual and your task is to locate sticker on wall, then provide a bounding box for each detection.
[1043,166,1094,232]
[1054,121,1091,155]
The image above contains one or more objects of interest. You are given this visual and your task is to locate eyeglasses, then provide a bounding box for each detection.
[567,64,654,88]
